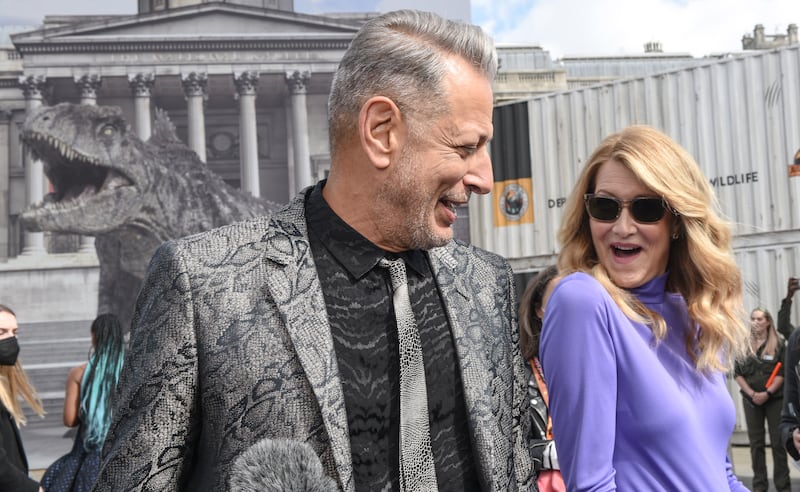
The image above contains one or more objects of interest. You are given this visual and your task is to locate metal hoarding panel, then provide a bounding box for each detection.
[736,242,800,319]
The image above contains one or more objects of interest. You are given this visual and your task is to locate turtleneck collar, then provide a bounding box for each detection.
[628,271,669,305]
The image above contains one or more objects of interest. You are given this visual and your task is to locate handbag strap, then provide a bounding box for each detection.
[529,357,554,439]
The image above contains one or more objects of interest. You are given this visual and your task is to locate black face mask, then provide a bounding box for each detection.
[0,337,20,366]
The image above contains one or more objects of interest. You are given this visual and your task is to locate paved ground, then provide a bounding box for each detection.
[20,426,800,488]
[730,444,800,491]
[23,424,75,475]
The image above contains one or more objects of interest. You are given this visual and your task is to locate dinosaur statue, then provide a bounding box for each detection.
[20,103,281,330]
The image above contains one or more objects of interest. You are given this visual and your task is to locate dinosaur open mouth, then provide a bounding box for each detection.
[22,131,134,206]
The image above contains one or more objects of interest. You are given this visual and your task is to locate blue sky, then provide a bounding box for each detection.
[1,0,798,58]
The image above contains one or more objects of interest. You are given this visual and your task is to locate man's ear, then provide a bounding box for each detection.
[359,96,403,170]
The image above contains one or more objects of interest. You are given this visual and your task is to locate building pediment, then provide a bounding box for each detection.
[11,3,362,52]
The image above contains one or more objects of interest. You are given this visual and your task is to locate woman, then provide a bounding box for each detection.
[734,308,789,492]
[41,314,125,492]
[540,125,749,490]
[0,304,44,492]
[518,265,564,491]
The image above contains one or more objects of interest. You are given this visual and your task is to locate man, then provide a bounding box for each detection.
[94,9,532,491]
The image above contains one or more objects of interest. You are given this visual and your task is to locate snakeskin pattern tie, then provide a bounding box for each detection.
[378,257,439,492]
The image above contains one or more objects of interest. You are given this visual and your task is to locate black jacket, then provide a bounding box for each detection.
[0,403,39,492]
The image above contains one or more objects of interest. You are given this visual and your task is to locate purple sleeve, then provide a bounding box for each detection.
[540,273,617,491]
[725,455,748,491]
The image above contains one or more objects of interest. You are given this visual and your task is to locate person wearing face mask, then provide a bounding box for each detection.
[540,126,749,491]
[0,304,45,492]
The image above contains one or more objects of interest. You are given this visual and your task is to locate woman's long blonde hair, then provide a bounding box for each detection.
[749,307,780,357]
[0,305,44,425]
[557,125,748,372]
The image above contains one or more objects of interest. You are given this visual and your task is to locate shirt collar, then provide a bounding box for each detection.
[306,180,428,279]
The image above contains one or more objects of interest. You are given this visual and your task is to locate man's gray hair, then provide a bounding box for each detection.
[327,9,497,154]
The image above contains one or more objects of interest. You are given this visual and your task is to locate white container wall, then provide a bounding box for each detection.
[472,44,800,316]
[736,242,800,322]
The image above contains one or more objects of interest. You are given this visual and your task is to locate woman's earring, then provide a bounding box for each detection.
[671,232,680,240]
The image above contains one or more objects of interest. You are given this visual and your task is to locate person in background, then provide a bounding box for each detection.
[540,125,749,490]
[518,265,564,491]
[734,308,790,492]
[95,9,533,491]
[41,314,125,492]
[778,277,799,338]
[0,304,44,492]
[779,277,800,468]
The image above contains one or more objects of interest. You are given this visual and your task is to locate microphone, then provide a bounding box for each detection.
[229,438,338,491]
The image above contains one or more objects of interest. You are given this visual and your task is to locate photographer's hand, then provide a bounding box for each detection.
[787,277,799,302]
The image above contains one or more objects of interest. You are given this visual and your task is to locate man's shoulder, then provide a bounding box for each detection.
[173,200,304,253]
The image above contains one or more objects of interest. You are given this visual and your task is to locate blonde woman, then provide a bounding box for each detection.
[540,126,749,490]
[0,304,44,492]
[734,308,790,492]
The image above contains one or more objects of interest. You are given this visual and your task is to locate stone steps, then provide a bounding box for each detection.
[18,319,94,428]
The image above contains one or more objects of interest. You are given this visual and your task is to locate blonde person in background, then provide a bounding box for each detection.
[540,125,749,491]
[734,307,790,492]
[0,304,44,492]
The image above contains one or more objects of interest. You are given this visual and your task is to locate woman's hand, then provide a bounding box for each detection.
[751,391,769,406]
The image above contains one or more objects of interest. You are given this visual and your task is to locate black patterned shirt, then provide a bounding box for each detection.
[305,182,479,492]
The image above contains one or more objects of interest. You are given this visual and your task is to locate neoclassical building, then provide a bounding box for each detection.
[1,0,368,260]
[3,3,793,266]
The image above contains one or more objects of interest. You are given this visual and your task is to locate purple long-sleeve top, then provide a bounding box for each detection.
[540,272,747,491]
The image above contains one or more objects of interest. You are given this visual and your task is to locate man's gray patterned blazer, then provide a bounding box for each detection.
[94,190,534,491]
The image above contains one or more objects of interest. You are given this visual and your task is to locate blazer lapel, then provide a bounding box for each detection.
[259,198,354,492]
[429,245,496,490]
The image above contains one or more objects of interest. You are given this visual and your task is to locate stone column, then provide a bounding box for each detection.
[18,75,47,256]
[0,110,11,261]
[181,72,208,162]
[128,73,155,141]
[75,73,101,105]
[284,102,295,197]
[234,71,260,197]
[286,70,313,192]
[74,74,103,254]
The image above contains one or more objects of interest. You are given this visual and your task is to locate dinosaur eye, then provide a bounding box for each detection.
[100,124,116,137]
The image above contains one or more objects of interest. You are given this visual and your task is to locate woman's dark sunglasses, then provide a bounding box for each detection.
[583,194,671,223]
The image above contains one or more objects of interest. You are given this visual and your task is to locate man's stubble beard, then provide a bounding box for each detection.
[378,146,451,251]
